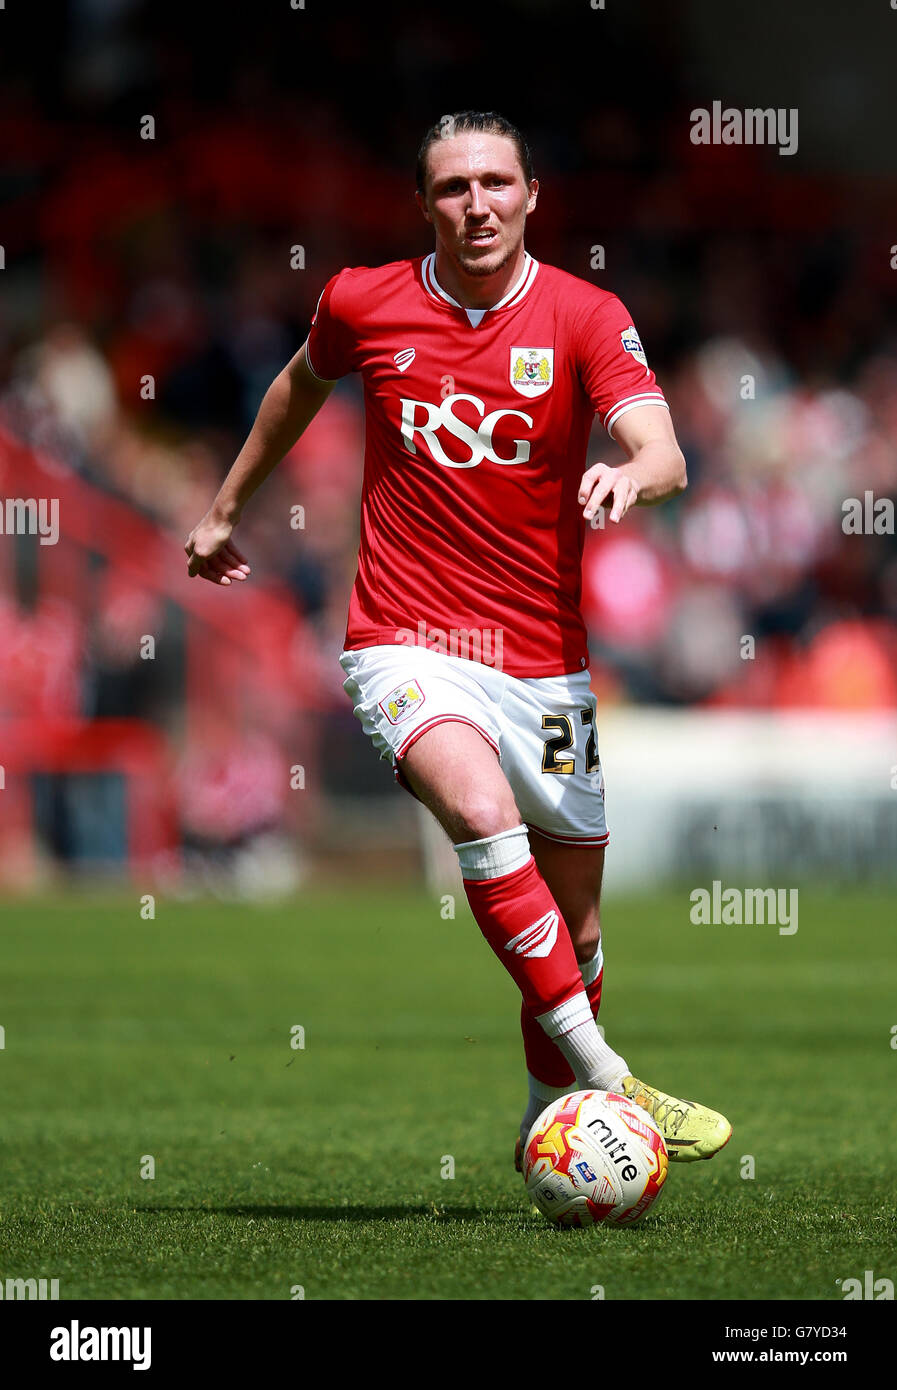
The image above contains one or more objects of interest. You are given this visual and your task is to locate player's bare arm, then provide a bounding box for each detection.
[184,342,336,584]
[578,404,687,524]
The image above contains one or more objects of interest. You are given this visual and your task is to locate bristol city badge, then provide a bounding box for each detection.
[510,347,554,397]
[379,680,425,725]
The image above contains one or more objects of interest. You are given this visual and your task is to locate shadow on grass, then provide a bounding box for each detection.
[134,1203,521,1223]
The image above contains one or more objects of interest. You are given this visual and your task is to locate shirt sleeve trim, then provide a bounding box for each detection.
[604,393,669,438]
[304,337,339,383]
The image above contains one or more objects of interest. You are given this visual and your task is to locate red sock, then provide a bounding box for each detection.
[520,957,604,1087]
[462,857,583,1015]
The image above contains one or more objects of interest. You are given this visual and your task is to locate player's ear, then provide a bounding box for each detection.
[415,189,433,224]
[526,179,539,215]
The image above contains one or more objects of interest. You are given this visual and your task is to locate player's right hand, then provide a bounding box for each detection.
[184,511,252,586]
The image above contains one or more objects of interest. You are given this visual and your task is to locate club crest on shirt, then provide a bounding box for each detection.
[509,347,553,397]
[379,680,425,725]
[620,325,648,369]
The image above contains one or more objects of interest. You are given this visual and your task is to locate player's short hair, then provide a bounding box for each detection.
[415,111,535,194]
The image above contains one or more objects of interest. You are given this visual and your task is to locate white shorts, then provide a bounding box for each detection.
[339,645,609,847]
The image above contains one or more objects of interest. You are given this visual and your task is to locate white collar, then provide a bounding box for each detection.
[421,251,540,326]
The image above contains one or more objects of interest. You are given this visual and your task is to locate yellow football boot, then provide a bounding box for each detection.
[620,1076,732,1161]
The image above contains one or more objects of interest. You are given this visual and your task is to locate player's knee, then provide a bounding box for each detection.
[453,792,521,844]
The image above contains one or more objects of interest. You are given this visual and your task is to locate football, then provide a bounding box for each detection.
[522,1089,669,1227]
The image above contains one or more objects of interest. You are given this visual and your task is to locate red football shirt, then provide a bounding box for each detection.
[306,252,668,677]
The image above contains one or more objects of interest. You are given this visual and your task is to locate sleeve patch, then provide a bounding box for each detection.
[620,325,648,369]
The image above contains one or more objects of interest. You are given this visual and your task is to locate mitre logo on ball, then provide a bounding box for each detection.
[510,347,553,396]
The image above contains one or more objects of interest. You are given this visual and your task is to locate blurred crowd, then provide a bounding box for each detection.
[1,0,895,878]
[3,144,895,718]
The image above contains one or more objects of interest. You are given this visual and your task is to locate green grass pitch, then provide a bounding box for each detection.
[1,884,895,1300]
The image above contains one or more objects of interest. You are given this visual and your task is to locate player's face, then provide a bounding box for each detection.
[417,132,538,279]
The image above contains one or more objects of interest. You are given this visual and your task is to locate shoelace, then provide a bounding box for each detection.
[629,1084,694,1135]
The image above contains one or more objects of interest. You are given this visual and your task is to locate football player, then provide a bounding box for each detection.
[185,111,732,1168]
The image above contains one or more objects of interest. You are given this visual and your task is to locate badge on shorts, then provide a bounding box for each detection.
[379,680,425,725]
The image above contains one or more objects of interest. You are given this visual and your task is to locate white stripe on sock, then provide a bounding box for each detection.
[536,989,592,1039]
[580,939,604,987]
[453,824,531,880]
[537,992,628,1091]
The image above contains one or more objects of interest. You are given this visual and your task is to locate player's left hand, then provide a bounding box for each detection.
[184,511,252,586]
[578,462,641,525]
